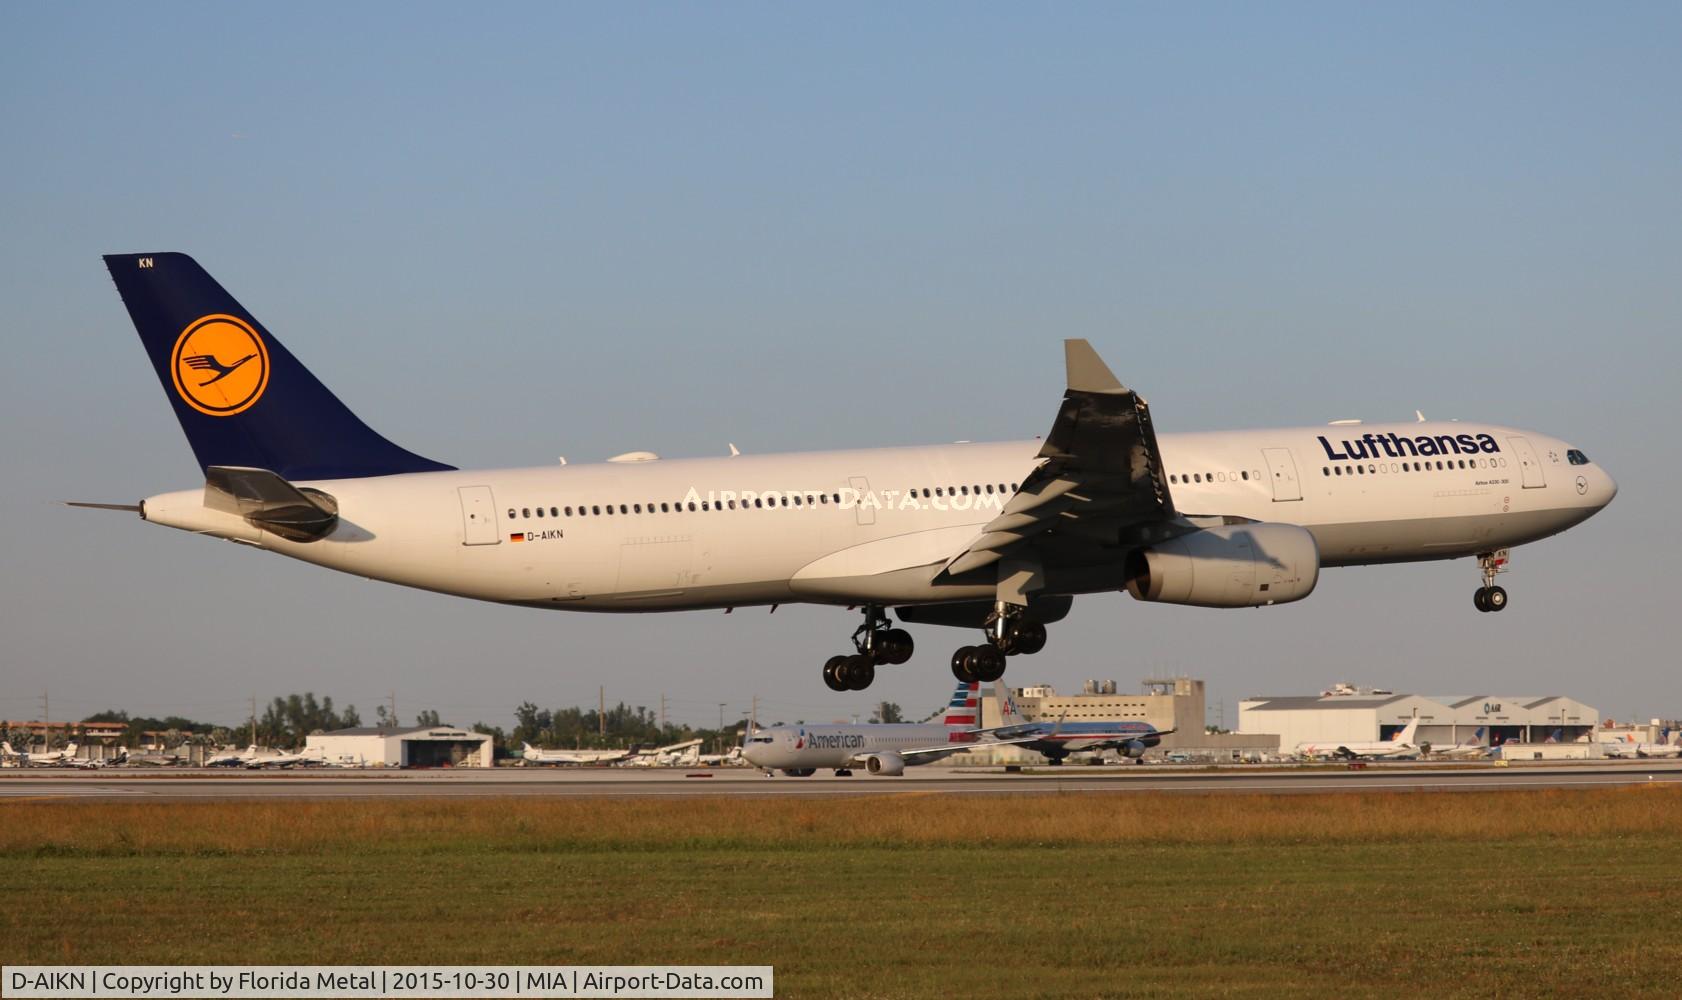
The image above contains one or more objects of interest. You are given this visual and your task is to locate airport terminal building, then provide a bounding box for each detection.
[304,726,494,768]
[1239,687,1599,751]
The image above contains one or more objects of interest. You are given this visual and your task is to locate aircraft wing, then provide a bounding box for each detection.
[1053,728,1179,753]
[939,340,1177,579]
[887,736,1041,761]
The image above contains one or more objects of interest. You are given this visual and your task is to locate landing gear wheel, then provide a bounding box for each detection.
[1045,757,1064,767]
[842,655,875,691]
[1011,621,1047,656]
[878,628,914,665]
[1474,588,1490,612]
[823,655,850,691]
[972,644,1006,683]
[951,646,979,683]
[1484,585,1507,612]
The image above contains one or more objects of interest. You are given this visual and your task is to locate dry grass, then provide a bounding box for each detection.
[2,785,1679,855]
[6,789,1682,997]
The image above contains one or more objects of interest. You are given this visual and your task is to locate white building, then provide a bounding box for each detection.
[305,726,494,768]
[1240,688,1599,752]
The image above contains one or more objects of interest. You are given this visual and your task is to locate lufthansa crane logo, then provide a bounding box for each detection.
[170,314,270,416]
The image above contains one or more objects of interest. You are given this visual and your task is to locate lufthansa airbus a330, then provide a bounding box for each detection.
[79,253,1617,692]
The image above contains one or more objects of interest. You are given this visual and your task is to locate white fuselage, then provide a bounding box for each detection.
[742,724,973,771]
[138,421,1615,612]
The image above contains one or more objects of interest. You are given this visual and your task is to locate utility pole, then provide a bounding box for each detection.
[249,695,257,748]
[388,690,397,729]
[599,686,605,739]
[660,694,667,734]
[40,690,48,751]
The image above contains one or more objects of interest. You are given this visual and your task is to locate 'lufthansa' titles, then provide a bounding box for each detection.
[1318,431,1499,462]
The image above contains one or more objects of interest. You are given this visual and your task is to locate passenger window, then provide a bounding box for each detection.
[564,506,573,516]
[535,507,544,518]
[1323,468,1331,477]
[507,509,516,519]
[521,508,530,518]
[1241,470,1249,481]
[687,502,696,511]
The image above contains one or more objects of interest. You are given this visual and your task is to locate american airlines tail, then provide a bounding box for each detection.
[104,253,453,480]
[943,681,982,727]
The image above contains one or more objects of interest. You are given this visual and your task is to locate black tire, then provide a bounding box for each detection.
[1474,587,1490,612]
[881,628,914,665]
[951,646,978,683]
[973,643,1006,683]
[844,655,875,691]
[1486,585,1507,612]
[1012,621,1047,656]
[1045,757,1064,767]
[782,768,816,777]
[823,655,850,691]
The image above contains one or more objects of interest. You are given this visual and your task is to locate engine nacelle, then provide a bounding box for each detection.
[1120,739,1148,759]
[864,752,906,776]
[1125,523,1319,608]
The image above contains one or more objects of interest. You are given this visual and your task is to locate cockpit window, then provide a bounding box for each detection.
[1567,449,1589,465]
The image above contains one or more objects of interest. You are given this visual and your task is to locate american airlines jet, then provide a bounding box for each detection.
[80,254,1617,693]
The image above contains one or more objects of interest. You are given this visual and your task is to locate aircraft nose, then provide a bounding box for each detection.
[1597,468,1618,509]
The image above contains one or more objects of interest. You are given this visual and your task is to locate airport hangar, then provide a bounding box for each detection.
[1238,690,1599,750]
[304,726,494,768]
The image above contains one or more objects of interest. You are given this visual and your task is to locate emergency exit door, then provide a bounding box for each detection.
[458,486,500,545]
[1262,448,1302,502]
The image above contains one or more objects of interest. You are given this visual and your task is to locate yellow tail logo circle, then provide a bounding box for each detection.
[170,314,270,416]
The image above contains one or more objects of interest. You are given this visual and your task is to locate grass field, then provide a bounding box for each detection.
[4,787,1682,998]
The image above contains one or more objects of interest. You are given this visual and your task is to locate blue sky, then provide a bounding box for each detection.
[2,4,1677,732]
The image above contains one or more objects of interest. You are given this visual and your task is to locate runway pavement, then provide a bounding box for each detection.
[4,760,1681,800]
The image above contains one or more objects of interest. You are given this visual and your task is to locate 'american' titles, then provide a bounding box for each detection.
[1318,431,1499,462]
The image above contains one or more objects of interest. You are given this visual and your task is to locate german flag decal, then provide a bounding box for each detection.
[510,533,526,542]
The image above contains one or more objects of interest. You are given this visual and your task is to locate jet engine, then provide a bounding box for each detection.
[1124,523,1319,608]
[864,752,906,776]
[1120,739,1148,759]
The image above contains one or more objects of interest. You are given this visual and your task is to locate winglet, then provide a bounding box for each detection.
[1064,339,1125,394]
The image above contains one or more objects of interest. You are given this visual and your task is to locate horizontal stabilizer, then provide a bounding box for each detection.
[205,466,338,542]
[64,501,142,513]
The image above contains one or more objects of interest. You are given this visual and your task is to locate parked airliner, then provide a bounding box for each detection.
[994,691,1174,765]
[81,254,1617,692]
[1296,718,1423,760]
[741,681,1033,775]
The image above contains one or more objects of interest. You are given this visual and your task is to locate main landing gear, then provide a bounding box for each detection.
[950,603,1050,684]
[1473,550,1509,613]
[821,606,913,692]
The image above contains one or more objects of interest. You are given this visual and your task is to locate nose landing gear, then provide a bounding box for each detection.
[1474,550,1509,613]
[821,606,913,691]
